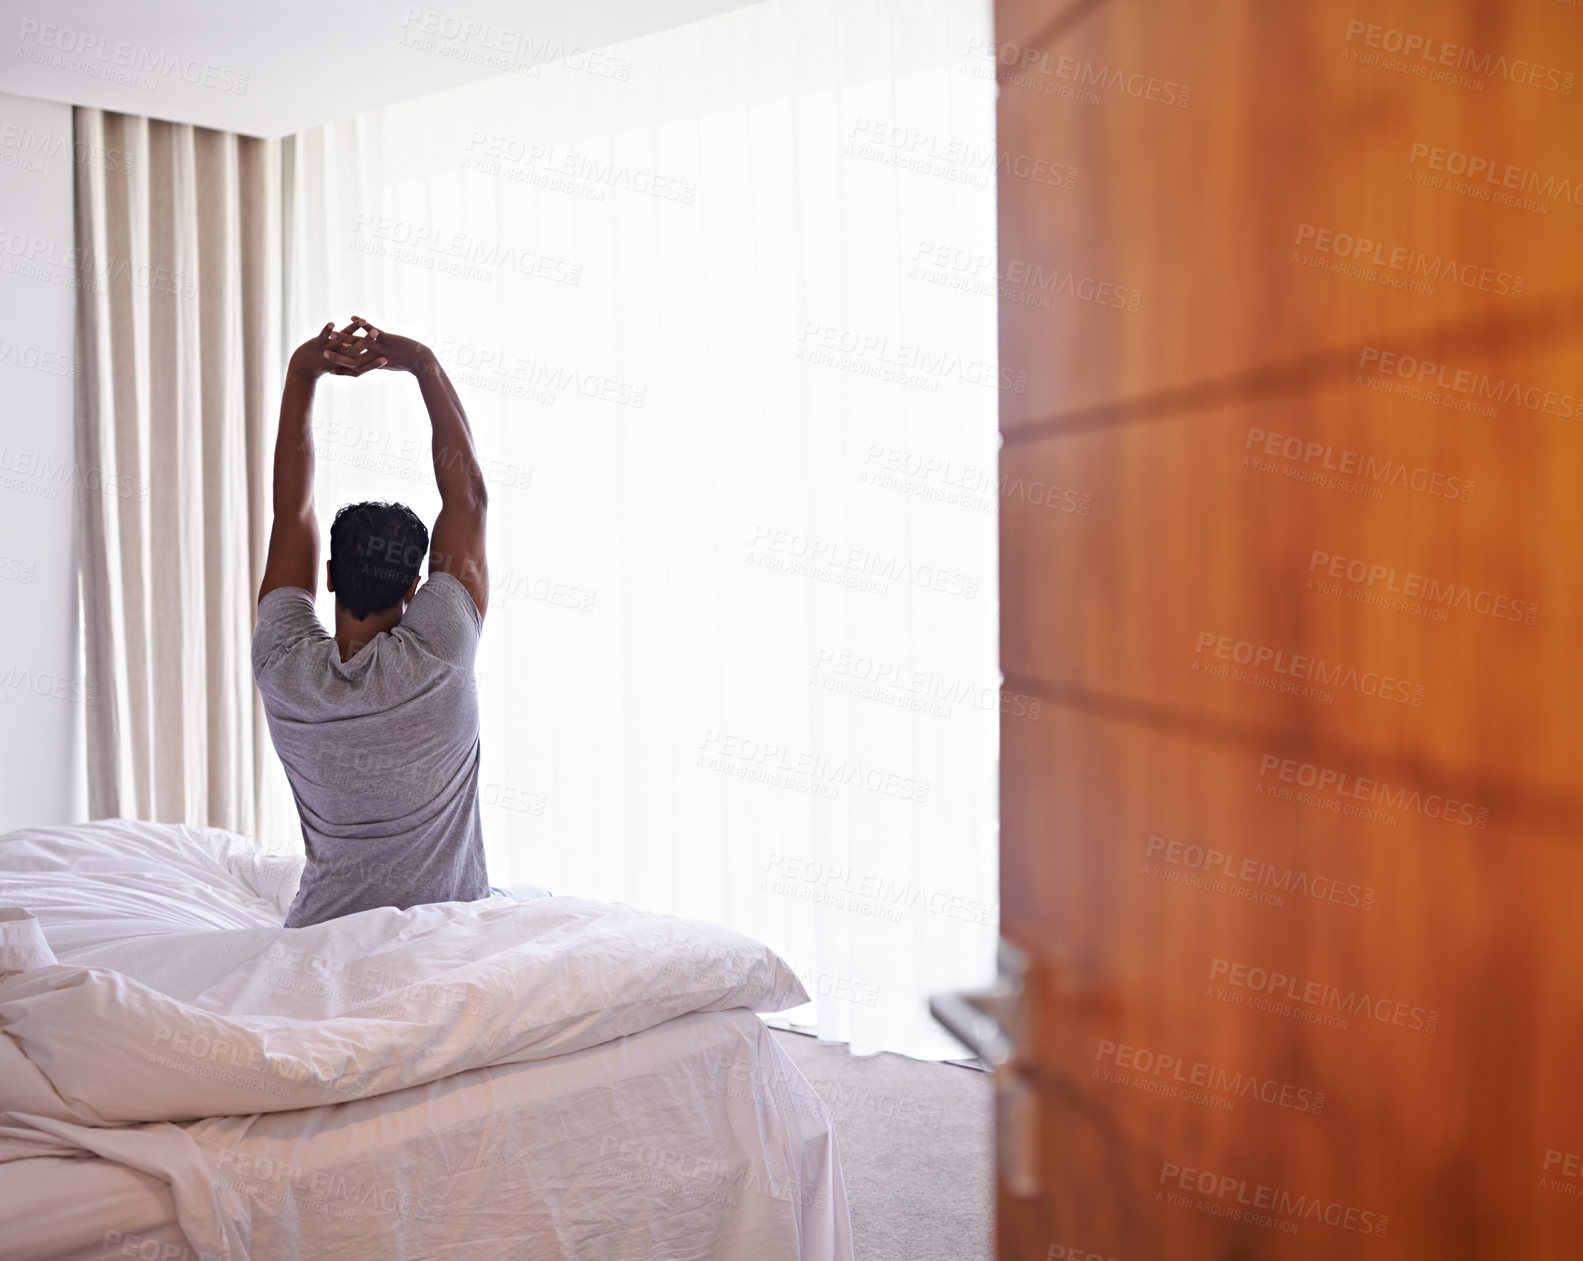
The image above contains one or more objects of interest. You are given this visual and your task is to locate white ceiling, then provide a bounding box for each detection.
[0,0,758,138]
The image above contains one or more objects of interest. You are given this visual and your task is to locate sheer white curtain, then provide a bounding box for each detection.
[276,0,998,1058]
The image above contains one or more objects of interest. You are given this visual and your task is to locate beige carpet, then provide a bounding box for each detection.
[772,1029,995,1261]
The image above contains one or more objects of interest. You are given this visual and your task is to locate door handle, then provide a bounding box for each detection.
[930,939,1040,1197]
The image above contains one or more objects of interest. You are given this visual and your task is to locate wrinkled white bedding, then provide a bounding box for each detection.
[0,820,851,1260]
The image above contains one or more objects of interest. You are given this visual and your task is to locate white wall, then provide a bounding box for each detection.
[0,90,86,832]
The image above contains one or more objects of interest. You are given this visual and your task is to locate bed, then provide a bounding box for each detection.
[0,820,853,1260]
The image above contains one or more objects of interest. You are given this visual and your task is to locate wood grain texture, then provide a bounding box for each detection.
[994,1,1583,1257]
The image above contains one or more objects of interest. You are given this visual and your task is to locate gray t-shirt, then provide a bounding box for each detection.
[252,572,489,927]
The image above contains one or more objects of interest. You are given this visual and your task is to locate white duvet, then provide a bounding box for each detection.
[0,820,824,1260]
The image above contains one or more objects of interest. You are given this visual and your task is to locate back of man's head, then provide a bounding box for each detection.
[328,501,430,619]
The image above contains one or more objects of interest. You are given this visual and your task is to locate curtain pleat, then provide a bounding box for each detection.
[73,107,282,840]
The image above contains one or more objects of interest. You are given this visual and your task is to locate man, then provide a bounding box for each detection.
[252,317,493,928]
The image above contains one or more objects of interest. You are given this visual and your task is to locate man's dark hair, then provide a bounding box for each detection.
[328,501,430,619]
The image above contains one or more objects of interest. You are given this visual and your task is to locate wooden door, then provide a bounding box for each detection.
[994,1,1583,1257]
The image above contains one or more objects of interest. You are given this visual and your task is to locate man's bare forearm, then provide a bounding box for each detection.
[413,349,486,507]
[274,365,318,517]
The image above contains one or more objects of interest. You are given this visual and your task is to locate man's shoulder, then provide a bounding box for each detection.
[411,572,481,623]
[253,586,328,680]
[400,572,483,660]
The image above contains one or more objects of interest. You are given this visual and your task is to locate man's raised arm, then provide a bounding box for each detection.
[346,317,489,620]
[258,321,386,602]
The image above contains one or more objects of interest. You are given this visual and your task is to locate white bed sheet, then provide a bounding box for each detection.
[1,1008,848,1261]
[0,820,853,1260]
